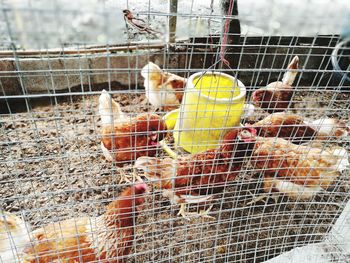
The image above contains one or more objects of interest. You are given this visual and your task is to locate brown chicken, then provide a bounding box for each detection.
[0,211,30,263]
[238,129,349,203]
[141,62,187,111]
[21,183,147,263]
[251,56,299,113]
[249,112,349,143]
[134,127,256,219]
[99,90,167,173]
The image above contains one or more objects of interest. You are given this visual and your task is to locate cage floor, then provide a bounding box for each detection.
[0,90,349,263]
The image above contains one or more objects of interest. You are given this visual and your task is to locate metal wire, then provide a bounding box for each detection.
[0,0,350,263]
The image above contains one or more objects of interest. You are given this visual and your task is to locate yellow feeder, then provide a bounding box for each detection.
[163,71,246,154]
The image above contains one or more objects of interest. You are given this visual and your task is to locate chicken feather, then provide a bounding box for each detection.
[0,212,30,263]
[241,129,349,201]
[141,62,186,111]
[99,90,166,164]
[135,128,256,218]
[21,184,147,263]
[251,56,299,113]
[250,112,349,143]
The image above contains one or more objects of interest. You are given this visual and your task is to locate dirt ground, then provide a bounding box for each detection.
[0,89,349,262]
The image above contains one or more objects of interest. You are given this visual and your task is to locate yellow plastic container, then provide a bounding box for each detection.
[170,71,246,153]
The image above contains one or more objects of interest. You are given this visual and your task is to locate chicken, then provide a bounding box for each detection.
[249,112,349,143]
[141,62,187,111]
[21,183,147,263]
[251,56,299,113]
[0,211,30,263]
[99,90,167,179]
[249,112,317,143]
[134,127,256,219]
[238,129,349,204]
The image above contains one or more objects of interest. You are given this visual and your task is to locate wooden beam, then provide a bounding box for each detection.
[169,0,178,43]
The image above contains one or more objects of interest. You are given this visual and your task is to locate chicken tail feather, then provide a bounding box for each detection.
[242,103,256,119]
[141,62,163,80]
[309,118,350,139]
[282,55,299,86]
[134,156,175,182]
[331,147,349,172]
[99,90,125,125]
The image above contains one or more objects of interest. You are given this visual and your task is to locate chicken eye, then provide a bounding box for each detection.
[241,130,251,137]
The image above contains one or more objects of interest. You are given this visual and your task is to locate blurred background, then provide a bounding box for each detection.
[1,0,349,50]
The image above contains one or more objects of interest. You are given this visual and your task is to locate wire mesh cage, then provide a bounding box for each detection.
[0,0,350,262]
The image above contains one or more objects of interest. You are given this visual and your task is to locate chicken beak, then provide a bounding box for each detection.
[135,176,144,184]
[150,133,158,141]
[142,173,159,183]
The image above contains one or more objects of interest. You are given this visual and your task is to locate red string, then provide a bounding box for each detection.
[220,0,234,67]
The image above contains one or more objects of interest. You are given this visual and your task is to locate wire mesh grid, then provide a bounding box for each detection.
[0,0,350,262]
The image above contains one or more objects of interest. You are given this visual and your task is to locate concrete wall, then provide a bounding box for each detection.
[0,36,346,101]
